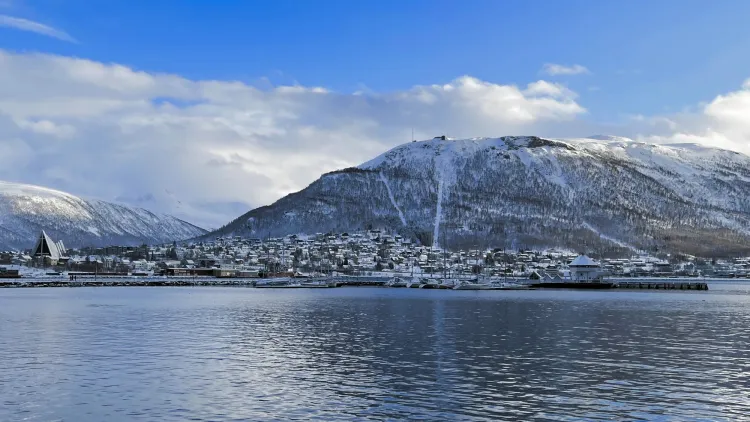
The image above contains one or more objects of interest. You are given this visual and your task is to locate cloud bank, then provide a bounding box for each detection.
[0,15,76,42]
[0,49,749,228]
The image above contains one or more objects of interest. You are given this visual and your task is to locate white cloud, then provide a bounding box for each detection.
[15,118,76,138]
[524,80,578,99]
[541,63,590,76]
[0,49,589,228]
[0,15,76,42]
[4,49,750,229]
[630,78,750,154]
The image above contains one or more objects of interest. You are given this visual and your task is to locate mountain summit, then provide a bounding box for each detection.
[0,181,206,250]
[206,136,750,256]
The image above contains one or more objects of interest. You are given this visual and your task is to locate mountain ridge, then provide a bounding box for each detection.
[0,181,206,251]
[206,135,750,256]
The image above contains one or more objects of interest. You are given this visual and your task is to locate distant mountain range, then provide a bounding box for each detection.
[205,135,750,257]
[0,181,206,251]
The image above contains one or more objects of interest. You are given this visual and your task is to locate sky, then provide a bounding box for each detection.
[2,0,750,229]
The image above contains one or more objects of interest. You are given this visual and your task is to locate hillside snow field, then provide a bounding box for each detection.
[205,136,750,256]
[0,181,206,250]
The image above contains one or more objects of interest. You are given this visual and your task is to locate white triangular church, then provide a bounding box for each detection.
[32,231,64,263]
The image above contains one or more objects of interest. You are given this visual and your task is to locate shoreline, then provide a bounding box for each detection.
[0,276,727,290]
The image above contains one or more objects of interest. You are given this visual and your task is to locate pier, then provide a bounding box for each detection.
[614,280,709,290]
[530,280,709,290]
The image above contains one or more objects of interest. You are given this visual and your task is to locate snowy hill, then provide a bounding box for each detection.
[0,181,206,250]
[206,136,750,256]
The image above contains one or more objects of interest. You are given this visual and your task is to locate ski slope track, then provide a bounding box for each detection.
[433,178,444,248]
[206,135,750,256]
[379,172,407,226]
[0,181,206,250]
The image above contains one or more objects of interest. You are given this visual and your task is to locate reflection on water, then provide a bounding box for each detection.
[1,283,750,421]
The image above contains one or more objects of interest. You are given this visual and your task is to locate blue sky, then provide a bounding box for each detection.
[4,0,750,120]
[2,0,750,227]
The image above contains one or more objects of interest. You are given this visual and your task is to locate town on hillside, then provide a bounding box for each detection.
[2,229,750,280]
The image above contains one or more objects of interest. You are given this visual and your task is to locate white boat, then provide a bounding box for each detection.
[254,277,293,287]
[419,279,440,289]
[298,279,336,288]
[453,280,492,290]
[488,281,535,290]
[256,280,334,288]
[386,277,408,287]
[406,277,423,288]
[438,278,460,289]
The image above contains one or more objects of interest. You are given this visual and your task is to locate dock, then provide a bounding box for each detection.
[529,280,709,290]
[530,282,614,289]
[614,280,709,290]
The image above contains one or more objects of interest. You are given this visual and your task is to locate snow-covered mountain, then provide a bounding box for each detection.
[0,181,206,251]
[207,136,750,256]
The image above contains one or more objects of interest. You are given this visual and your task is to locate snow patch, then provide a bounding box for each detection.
[379,172,407,226]
[0,180,206,250]
[433,178,444,248]
[582,222,641,252]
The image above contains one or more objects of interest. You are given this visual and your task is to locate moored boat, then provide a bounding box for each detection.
[406,277,423,288]
[419,279,440,289]
[438,278,459,289]
[387,277,408,287]
[488,281,535,290]
[453,280,492,290]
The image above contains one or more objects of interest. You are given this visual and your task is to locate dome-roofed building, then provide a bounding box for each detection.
[569,254,602,282]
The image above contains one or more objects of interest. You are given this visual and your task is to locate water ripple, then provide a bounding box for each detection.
[1,284,750,421]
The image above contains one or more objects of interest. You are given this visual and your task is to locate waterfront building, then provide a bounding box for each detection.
[31,231,67,266]
[569,255,602,282]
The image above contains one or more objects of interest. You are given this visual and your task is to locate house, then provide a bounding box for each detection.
[213,268,236,278]
[569,255,602,282]
[0,253,12,265]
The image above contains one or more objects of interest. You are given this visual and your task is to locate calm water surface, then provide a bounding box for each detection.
[2,283,750,421]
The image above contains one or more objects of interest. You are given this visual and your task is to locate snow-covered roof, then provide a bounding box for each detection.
[570,255,598,267]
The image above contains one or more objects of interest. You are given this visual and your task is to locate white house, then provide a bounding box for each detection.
[569,255,602,282]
